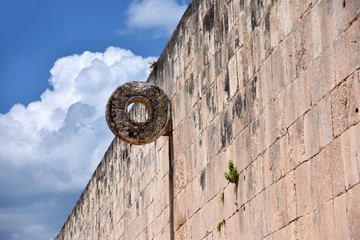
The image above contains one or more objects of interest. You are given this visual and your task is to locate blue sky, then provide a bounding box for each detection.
[0,0,190,239]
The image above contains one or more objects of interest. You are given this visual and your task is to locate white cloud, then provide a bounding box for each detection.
[126,0,187,36]
[0,46,153,239]
[0,46,151,194]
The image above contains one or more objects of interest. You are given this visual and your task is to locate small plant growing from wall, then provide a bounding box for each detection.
[234,201,239,212]
[217,219,226,232]
[147,60,157,72]
[220,192,224,204]
[224,160,239,185]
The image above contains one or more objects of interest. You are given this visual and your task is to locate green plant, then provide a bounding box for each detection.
[224,160,239,185]
[234,201,239,212]
[148,60,157,71]
[220,192,224,203]
[217,219,226,232]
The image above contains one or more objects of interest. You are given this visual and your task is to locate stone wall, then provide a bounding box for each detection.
[55,0,360,239]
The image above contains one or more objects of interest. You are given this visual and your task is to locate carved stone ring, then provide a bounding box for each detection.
[105,81,171,145]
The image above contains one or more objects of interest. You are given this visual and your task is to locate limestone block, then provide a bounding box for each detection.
[185,177,201,219]
[331,82,348,137]
[327,137,346,197]
[174,188,187,231]
[277,0,295,42]
[231,88,249,136]
[309,46,336,105]
[259,7,271,63]
[260,57,273,107]
[271,44,286,98]
[204,83,218,126]
[222,183,237,220]
[206,119,221,161]
[246,74,263,123]
[238,203,252,239]
[346,17,360,74]
[334,32,348,84]
[273,91,287,138]
[341,127,360,190]
[304,107,320,160]
[187,212,200,240]
[296,211,320,240]
[348,184,360,239]
[268,171,296,232]
[174,153,186,196]
[174,223,187,240]
[225,211,241,240]
[269,1,279,49]
[319,200,336,240]
[295,161,313,217]
[347,70,360,126]
[310,2,324,60]
[334,193,350,240]
[310,150,333,208]
[346,0,360,24]
[272,221,297,240]
[318,94,333,148]
[263,100,277,150]
[249,191,265,240]
[228,54,238,100]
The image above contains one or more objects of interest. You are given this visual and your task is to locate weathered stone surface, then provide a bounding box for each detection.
[56,0,360,239]
[106,81,171,145]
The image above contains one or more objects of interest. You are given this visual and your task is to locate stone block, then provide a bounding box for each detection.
[347,70,360,126]
[174,153,186,196]
[272,221,297,240]
[327,137,346,197]
[334,32,348,84]
[271,44,286,98]
[174,188,187,231]
[319,200,336,240]
[296,211,320,240]
[186,177,201,219]
[246,73,263,123]
[268,171,296,232]
[206,119,221,161]
[310,1,324,60]
[334,193,350,240]
[331,82,348,137]
[346,0,360,24]
[288,116,306,168]
[341,127,360,190]
[295,161,313,217]
[249,191,265,240]
[263,100,277,150]
[238,203,252,239]
[260,56,273,107]
[318,94,333,148]
[228,54,238,100]
[273,91,287,139]
[231,87,249,136]
[204,83,218,126]
[348,184,360,239]
[225,212,241,240]
[346,11,360,74]
[269,1,279,49]
[304,107,320,160]
[309,45,336,105]
[311,149,333,208]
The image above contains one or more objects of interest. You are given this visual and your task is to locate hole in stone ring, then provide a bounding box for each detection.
[356,108,359,113]
[125,97,153,124]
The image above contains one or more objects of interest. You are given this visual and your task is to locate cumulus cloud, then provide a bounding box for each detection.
[0,46,152,239]
[126,0,187,36]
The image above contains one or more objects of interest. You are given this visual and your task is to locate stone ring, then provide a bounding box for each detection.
[105,81,171,145]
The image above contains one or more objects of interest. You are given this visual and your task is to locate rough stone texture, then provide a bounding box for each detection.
[106,81,171,145]
[56,0,360,239]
